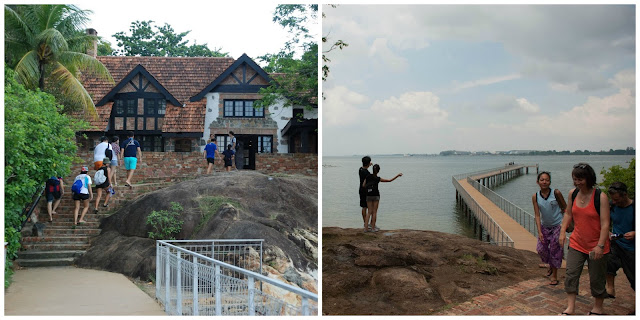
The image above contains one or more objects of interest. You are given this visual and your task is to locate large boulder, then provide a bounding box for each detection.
[322,227,542,315]
[76,171,317,291]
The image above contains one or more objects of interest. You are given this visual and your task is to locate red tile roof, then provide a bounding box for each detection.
[79,56,235,133]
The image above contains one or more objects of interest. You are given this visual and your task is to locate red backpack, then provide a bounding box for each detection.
[47,177,61,193]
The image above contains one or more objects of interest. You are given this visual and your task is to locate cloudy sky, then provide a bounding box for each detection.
[322,5,636,156]
[78,1,316,63]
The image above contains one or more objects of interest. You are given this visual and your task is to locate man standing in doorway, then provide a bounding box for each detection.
[121,131,142,189]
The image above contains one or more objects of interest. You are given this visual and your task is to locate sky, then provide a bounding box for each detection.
[77,1,317,63]
[322,5,636,156]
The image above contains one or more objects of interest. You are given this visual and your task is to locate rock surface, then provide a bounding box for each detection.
[76,171,317,293]
[322,227,542,315]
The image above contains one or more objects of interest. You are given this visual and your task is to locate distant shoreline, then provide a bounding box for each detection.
[328,152,635,157]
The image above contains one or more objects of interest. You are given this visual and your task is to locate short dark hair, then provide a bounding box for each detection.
[100,136,108,142]
[127,131,134,138]
[572,163,597,188]
[608,181,628,195]
[227,144,232,150]
[229,131,234,136]
[111,136,119,143]
[362,156,371,166]
[537,171,551,181]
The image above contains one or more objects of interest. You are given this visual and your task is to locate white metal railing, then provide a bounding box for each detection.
[452,164,516,181]
[452,177,515,247]
[468,178,538,237]
[156,240,318,316]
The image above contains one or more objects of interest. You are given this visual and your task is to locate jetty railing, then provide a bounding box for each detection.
[156,239,318,316]
[452,177,515,247]
[468,178,538,237]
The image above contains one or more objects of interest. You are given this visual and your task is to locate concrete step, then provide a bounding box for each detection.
[43,228,101,236]
[22,236,90,244]
[17,250,85,260]
[21,243,91,251]
[15,257,77,267]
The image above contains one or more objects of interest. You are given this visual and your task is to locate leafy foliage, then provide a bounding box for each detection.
[146,202,184,240]
[600,158,635,198]
[4,66,86,286]
[255,5,318,110]
[4,4,113,116]
[112,20,228,57]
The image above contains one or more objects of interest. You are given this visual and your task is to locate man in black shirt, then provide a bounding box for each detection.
[359,156,372,229]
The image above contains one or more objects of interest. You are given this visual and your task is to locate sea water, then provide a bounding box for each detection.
[322,155,634,237]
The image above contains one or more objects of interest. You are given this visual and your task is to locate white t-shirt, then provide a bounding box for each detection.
[93,142,110,162]
[74,174,92,194]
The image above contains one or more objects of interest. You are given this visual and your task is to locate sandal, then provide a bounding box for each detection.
[546,268,553,277]
[560,312,572,316]
[588,311,604,315]
[549,280,559,286]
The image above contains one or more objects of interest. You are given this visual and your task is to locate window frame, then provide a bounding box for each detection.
[223,99,264,118]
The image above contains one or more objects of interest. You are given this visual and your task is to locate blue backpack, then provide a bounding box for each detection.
[71,177,87,194]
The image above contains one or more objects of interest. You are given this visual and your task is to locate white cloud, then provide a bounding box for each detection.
[452,74,521,92]
[323,86,370,127]
[515,98,540,113]
[368,38,409,73]
[608,69,635,95]
[371,92,449,127]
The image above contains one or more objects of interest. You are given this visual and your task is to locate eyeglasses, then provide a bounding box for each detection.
[573,164,588,169]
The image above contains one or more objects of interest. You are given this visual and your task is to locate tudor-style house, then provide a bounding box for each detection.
[79,30,317,170]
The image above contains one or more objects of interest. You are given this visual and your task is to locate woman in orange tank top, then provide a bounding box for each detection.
[558,163,610,315]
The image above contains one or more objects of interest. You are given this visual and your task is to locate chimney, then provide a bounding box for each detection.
[86,28,98,58]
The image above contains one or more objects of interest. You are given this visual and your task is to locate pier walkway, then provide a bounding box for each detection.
[453,164,539,252]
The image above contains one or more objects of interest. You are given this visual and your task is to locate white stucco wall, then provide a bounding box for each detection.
[200,92,221,152]
[268,98,290,154]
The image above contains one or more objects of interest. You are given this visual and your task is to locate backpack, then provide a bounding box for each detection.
[105,144,113,161]
[71,177,85,194]
[47,177,61,193]
[94,168,107,185]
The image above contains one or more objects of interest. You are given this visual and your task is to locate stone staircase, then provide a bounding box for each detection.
[15,176,183,268]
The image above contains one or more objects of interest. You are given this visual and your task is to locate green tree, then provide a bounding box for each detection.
[600,158,635,198]
[4,66,87,287]
[97,38,115,56]
[255,4,319,110]
[112,20,228,57]
[146,202,184,240]
[4,4,113,116]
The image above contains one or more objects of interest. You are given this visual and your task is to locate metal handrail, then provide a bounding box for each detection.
[20,185,45,229]
[468,178,538,236]
[156,240,317,316]
[452,177,514,247]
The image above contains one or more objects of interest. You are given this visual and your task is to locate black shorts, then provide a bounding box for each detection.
[224,159,233,167]
[359,188,367,208]
[207,158,216,164]
[46,191,61,202]
[96,181,109,189]
[72,192,90,201]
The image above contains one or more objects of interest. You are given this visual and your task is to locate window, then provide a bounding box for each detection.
[175,139,191,152]
[216,135,231,150]
[140,135,163,152]
[113,97,165,133]
[223,100,263,118]
[257,136,272,153]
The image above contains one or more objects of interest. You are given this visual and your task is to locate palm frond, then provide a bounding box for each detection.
[49,62,97,119]
[59,51,114,84]
[36,28,69,60]
[14,50,40,89]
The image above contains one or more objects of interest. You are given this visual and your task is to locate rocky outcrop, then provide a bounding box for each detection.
[322,227,542,315]
[76,171,317,294]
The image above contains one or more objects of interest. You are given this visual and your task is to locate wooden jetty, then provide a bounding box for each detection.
[453,164,539,252]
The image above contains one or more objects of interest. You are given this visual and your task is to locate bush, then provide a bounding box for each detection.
[146,202,184,240]
[4,66,86,287]
[600,158,635,198]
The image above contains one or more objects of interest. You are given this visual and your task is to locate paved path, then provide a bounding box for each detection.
[436,267,635,315]
[4,266,165,316]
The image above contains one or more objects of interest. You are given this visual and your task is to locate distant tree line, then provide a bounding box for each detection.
[439,147,635,156]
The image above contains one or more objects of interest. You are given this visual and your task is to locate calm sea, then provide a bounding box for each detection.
[322,155,634,237]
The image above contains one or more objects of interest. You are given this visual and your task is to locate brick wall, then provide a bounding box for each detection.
[74,151,317,179]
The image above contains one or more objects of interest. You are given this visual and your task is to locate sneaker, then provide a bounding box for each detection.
[372,227,380,232]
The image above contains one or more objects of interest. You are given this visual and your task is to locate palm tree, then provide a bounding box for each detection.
[4,4,113,116]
